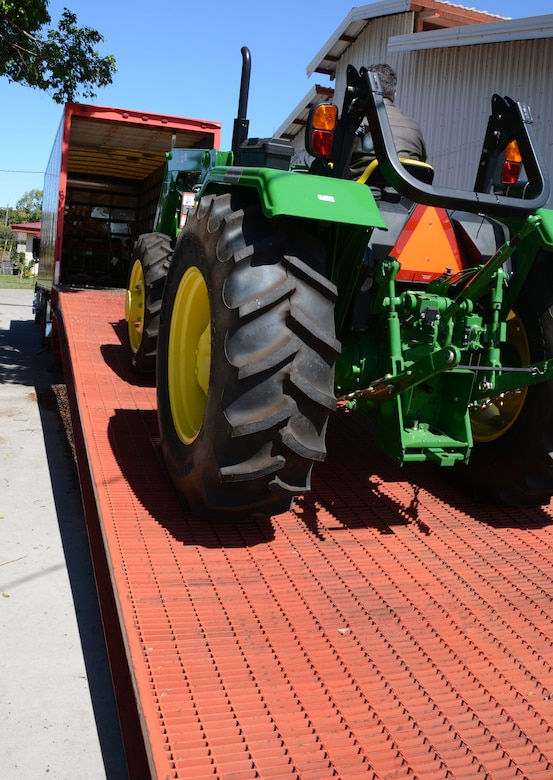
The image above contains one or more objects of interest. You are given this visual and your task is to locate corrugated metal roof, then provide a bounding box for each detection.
[306,0,504,79]
[275,85,335,142]
[306,1,409,79]
[10,222,40,232]
[389,12,553,50]
[331,13,415,108]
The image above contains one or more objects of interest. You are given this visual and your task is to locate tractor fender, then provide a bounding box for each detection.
[202,166,387,230]
[536,208,553,249]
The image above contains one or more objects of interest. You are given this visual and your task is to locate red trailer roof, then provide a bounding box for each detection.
[62,103,222,182]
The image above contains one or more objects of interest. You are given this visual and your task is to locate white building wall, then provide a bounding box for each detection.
[14,232,39,270]
[394,37,553,202]
[281,11,553,208]
[332,13,415,101]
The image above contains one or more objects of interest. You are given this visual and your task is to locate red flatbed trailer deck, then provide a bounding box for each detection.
[58,287,553,779]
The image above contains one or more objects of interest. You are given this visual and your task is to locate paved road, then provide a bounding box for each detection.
[0,289,127,779]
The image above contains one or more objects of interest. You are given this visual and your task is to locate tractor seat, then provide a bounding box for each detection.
[358,159,436,267]
[357,158,435,202]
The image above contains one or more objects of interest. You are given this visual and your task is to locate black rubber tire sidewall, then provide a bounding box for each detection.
[157,192,338,520]
[126,232,171,374]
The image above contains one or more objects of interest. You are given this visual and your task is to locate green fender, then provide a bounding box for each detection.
[202,166,387,229]
[537,208,553,248]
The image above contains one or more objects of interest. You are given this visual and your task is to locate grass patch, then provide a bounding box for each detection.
[0,274,35,289]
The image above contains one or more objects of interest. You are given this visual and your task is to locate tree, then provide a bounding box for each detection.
[0,189,42,265]
[0,1,116,103]
[14,189,42,223]
[0,189,42,226]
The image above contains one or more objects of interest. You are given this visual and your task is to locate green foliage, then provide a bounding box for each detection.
[15,189,42,222]
[0,220,12,240]
[0,189,42,226]
[0,273,34,288]
[13,250,36,278]
[0,0,116,103]
[0,189,42,267]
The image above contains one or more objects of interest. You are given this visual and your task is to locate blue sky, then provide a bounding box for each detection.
[0,0,549,208]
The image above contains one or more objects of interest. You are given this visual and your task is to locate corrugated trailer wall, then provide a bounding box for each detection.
[39,114,64,289]
[394,37,553,206]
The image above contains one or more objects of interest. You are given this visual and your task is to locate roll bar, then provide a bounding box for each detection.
[340,65,550,219]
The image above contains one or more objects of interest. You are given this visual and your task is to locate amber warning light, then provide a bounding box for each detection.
[307,104,338,157]
[501,140,523,185]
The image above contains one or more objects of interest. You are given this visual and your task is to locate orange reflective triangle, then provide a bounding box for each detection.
[393,204,463,282]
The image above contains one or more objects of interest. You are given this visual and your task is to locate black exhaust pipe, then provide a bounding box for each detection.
[231,46,251,164]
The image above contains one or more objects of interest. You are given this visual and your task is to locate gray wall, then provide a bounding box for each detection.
[283,13,553,207]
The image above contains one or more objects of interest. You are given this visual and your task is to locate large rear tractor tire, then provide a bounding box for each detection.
[125,232,172,373]
[458,250,553,505]
[156,192,339,520]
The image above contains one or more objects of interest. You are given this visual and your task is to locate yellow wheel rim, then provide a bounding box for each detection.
[470,311,530,443]
[168,266,211,444]
[125,259,145,353]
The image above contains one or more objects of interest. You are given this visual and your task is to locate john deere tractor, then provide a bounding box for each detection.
[126,48,553,520]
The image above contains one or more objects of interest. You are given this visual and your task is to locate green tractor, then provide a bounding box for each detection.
[127,47,553,520]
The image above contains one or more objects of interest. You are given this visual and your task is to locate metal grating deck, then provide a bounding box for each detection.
[59,289,553,779]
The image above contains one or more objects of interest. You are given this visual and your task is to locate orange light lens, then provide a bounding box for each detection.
[312,104,338,131]
[505,140,522,163]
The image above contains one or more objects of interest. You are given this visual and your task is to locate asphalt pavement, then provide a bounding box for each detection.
[0,288,128,779]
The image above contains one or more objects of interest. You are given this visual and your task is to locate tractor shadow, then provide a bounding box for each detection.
[107,403,553,556]
[104,402,553,548]
[101,323,275,550]
[106,407,277,548]
[100,319,156,387]
[102,315,553,544]
[294,408,553,537]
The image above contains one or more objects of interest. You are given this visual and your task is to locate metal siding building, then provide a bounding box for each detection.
[331,12,415,103]
[277,2,553,205]
[391,27,553,200]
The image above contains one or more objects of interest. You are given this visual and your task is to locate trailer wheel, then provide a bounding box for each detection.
[459,250,553,505]
[156,192,339,520]
[125,232,172,373]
